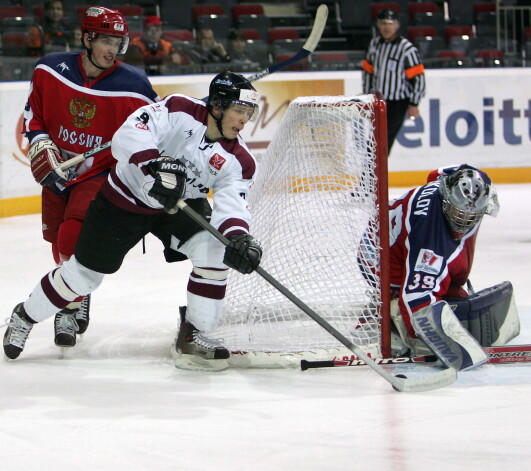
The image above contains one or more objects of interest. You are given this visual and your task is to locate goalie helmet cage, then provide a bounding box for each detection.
[213,93,390,368]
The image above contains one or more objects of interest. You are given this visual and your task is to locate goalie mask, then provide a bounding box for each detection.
[439,168,499,240]
[208,72,260,137]
[81,6,129,55]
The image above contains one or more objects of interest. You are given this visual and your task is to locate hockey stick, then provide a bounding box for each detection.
[58,141,112,172]
[246,4,329,82]
[300,344,531,370]
[483,345,531,364]
[175,199,457,392]
[301,355,439,370]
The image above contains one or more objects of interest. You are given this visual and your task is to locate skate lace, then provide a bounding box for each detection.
[3,314,32,347]
[76,296,90,321]
[192,331,225,351]
[55,312,79,335]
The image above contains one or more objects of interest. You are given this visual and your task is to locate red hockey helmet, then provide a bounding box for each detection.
[80,6,129,53]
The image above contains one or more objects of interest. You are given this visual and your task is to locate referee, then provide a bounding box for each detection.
[361,8,426,155]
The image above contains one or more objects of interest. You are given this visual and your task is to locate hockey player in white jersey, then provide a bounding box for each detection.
[3,71,262,371]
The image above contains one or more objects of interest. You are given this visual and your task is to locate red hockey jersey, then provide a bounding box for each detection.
[23,52,159,188]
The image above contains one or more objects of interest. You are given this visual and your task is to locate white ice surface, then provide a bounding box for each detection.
[0,184,530,470]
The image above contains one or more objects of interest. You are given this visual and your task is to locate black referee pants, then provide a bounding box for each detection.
[386,99,410,155]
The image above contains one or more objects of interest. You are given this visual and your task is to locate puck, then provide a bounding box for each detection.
[393,374,407,392]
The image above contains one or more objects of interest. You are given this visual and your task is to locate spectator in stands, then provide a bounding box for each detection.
[226,29,255,66]
[361,8,426,156]
[125,15,188,75]
[26,0,74,57]
[187,27,231,64]
[69,26,83,52]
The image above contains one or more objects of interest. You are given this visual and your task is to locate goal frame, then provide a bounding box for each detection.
[373,92,391,358]
[219,92,392,365]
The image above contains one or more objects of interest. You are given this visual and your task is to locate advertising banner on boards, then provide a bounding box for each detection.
[1,69,529,216]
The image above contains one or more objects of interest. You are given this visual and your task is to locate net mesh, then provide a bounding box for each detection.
[212,95,385,356]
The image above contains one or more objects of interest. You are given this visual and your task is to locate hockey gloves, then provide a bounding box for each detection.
[147,157,187,213]
[28,139,68,187]
[224,234,262,274]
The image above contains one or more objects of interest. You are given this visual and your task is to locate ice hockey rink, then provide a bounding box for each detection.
[1,183,530,470]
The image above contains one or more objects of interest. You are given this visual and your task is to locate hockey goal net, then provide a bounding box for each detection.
[213,94,390,367]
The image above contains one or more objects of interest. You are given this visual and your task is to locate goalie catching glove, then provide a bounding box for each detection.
[28,139,68,186]
[224,234,262,274]
[147,157,187,213]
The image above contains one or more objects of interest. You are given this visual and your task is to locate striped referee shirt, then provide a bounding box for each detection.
[361,35,425,106]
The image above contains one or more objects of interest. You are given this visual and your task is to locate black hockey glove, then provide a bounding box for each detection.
[223,234,262,274]
[147,157,187,213]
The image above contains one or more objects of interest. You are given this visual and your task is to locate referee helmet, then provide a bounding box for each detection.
[377,8,400,22]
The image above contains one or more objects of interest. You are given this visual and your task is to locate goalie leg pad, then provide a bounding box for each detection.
[390,299,434,357]
[446,281,520,347]
[411,301,488,371]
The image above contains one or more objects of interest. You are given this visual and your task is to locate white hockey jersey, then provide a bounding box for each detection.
[101,94,257,237]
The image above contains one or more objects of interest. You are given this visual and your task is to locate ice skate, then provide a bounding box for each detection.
[3,303,34,360]
[172,306,229,372]
[54,308,79,348]
[75,294,91,335]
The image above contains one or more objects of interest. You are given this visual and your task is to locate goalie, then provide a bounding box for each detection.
[360,164,519,370]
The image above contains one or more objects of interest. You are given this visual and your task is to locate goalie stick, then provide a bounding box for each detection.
[246,4,329,82]
[300,344,531,370]
[175,199,457,392]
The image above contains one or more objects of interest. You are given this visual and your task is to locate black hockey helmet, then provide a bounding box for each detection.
[208,71,260,122]
[377,8,400,22]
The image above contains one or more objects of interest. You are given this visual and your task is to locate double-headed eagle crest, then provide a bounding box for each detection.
[69,97,96,128]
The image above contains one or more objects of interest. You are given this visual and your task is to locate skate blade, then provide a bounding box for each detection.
[171,345,229,372]
[58,345,76,359]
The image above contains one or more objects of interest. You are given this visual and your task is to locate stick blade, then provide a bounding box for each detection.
[302,4,329,52]
[392,368,458,392]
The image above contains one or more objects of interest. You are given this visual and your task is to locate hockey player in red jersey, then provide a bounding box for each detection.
[4,71,262,372]
[23,6,159,348]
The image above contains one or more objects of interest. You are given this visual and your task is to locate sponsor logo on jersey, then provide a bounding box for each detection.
[414,248,443,274]
[69,97,96,129]
[209,153,226,171]
[185,129,193,139]
[135,122,149,130]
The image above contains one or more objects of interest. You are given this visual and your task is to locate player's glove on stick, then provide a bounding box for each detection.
[224,234,262,274]
[147,157,187,213]
[28,139,68,186]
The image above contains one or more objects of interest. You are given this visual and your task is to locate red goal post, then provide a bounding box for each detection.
[213,93,391,367]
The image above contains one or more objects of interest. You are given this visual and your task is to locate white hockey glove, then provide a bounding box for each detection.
[147,157,187,213]
[224,234,262,274]
[28,139,68,186]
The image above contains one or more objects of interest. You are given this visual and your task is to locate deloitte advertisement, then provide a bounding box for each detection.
[388,69,530,173]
